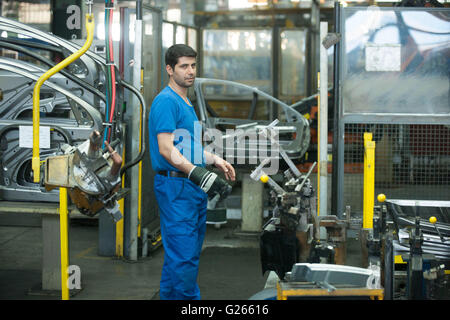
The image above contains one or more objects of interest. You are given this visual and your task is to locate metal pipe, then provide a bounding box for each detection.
[32,12,94,183]
[363,133,376,229]
[127,0,143,261]
[318,21,329,217]
[142,227,148,258]
[0,40,106,102]
[59,187,69,300]
[331,1,341,217]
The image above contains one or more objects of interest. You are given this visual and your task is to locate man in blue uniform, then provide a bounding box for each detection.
[149,44,235,300]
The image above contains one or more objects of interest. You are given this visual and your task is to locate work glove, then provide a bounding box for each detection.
[188,166,232,200]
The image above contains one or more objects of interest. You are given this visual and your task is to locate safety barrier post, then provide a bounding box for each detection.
[363,133,376,229]
[59,187,69,300]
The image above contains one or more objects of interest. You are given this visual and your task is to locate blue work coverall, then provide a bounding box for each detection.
[149,86,207,300]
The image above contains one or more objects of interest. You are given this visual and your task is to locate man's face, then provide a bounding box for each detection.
[167,56,196,88]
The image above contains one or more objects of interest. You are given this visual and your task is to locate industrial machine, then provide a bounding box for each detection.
[367,196,450,299]
[0,12,146,217]
[251,120,359,280]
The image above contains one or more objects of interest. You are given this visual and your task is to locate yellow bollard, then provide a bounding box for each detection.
[363,133,376,229]
[59,187,69,300]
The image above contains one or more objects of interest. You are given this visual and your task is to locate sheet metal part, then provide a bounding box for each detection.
[385,200,450,260]
[193,78,310,163]
[0,61,104,202]
[0,16,128,205]
[285,263,380,290]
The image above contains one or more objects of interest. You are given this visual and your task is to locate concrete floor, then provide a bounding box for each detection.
[0,214,364,300]
[0,216,268,300]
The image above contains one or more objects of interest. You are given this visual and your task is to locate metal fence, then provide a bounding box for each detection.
[342,123,450,213]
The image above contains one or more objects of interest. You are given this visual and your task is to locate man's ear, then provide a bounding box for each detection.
[166,64,173,76]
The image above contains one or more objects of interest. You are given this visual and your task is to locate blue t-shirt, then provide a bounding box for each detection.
[149,86,205,172]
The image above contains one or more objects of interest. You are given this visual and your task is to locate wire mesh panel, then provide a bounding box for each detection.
[343,123,450,213]
[333,6,450,216]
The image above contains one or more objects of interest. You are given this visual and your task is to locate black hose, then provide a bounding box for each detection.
[0,37,63,54]
[118,79,147,178]
[0,40,106,102]
[0,123,73,146]
[0,41,146,178]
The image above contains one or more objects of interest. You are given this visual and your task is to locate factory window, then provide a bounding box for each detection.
[1,1,51,31]
[176,25,186,44]
[18,3,51,25]
[279,29,307,99]
[228,0,268,9]
[188,28,197,51]
[162,22,174,48]
[202,29,272,93]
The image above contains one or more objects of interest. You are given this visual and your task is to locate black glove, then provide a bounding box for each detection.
[188,166,232,200]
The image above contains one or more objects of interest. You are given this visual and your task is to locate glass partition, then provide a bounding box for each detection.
[279,29,307,98]
[162,22,174,48]
[175,25,186,44]
[341,7,450,115]
[188,28,197,51]
[142,7,161,105]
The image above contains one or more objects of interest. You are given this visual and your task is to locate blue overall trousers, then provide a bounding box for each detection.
[154,173,208,300]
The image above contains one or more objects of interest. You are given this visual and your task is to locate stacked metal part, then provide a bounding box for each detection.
[385,200,450,261]
[0,15,113,202]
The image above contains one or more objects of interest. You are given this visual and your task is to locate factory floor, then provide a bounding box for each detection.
[0,215,364,301]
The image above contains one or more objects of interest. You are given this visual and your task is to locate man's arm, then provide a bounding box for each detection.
[157,132,194,174]
[158,132,234,199]
[157,133,235,181]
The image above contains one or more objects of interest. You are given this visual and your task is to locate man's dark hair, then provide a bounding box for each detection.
[165,44,197,70]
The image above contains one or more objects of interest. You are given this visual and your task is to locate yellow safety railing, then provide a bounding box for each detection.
[116,144,125,257]
[363,133,376,229]
[32,14,95,183]
[59,187,69,300]
[32,12,94,300]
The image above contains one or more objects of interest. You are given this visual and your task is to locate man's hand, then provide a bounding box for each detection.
[212,155,236,181]
[204,151,235,181]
